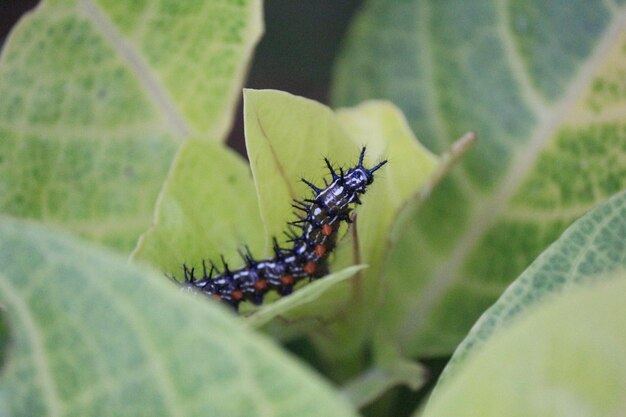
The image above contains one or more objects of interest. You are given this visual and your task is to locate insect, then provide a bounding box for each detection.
[178,147,387,311]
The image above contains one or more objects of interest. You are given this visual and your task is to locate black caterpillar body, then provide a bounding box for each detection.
[179,147,387,310]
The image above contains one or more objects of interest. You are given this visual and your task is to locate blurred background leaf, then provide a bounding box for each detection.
[0,0,262,251]
[332,0,626,359]
[421,273,626,417]
[441,189,626,382]
[0,216,358,417]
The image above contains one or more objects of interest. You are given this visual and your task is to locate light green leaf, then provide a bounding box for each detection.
[243,89,441,358]
[132,137,363,322]
[243,89,439,256]
[0,217,358,417]
[132,138,265,278]
[0,0,262,251]
[135,90,452,383]
[420,273,626,417]
[333,0,626,356]
[244,89,365,245]
[442,189,626,381]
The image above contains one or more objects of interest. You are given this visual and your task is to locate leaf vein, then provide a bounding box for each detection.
[0,275,63,417]
[79,0,190,139]
[398,8,626,348]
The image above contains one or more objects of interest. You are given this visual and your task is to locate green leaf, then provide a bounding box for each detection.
[420,273,626,417]
[0,216,358,417]
[243,90,439,253]
[441,189,626,381]
[132,138,265,278]
[132,137,364,322]
[244,89,375,244]
[0,309,8,367]
[333,0,626,356]
[137,89,448,372]
[243,90,441,358]
[0,0,262,251]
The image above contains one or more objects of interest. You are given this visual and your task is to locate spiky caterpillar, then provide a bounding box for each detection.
[179,147,387,311]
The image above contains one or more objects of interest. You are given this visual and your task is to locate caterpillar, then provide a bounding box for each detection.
[178,147,387,311]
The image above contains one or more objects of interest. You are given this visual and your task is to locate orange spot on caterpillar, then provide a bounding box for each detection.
[254,279,268,291]
[322,224,333,236]
[314,244,326,257]
[281,275,294,286]
[304,261,317,275]
[231,290,243,301]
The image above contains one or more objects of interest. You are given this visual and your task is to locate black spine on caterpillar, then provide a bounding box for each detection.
[179,147,387,310]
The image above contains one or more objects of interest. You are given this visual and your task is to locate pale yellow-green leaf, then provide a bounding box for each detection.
[0,216,358,417]
[243,90,440,359]
[333,0,626,356]
[133,138,364,322]
[0,0,262,251]
[334,101,441,273]
[134,90,446,375]
[243,89,361,245]
[132,139,265,278]
[420,274,626,417]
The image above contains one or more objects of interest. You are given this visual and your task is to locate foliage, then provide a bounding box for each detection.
[1,1,625,416]
[0,0,262,250]
[422,273,626,417]
[421,190,626,417]
[0,217,357,417]
[441,190,626,381]
[333,0,626,359]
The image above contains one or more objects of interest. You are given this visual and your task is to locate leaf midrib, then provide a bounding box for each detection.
[79,0,191,139]
[398,6,626,349]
